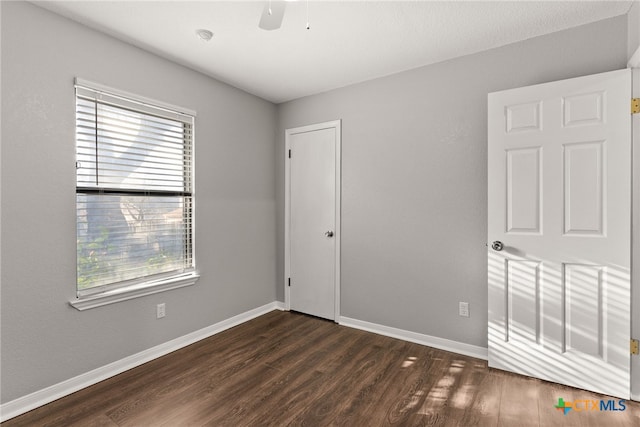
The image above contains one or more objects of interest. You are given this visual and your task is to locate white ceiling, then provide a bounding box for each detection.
[34,1,633,103]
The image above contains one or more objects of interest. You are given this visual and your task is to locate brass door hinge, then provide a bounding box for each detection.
[632,98,640,114]
[631,338,639,355]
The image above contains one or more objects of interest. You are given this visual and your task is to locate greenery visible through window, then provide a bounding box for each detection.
[75,82,195,298]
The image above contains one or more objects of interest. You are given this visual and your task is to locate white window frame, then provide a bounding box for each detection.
[70,78,199,311]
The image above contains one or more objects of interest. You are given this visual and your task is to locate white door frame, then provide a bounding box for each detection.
[284,120,342,320]
[627,46,640,400]
[630,62,640,401]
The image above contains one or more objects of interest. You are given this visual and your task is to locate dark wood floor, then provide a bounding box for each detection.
[3,310,640,426]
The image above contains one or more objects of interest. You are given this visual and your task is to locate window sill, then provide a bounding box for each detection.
[69,273,199,311]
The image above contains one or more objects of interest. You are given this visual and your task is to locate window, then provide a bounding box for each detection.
[73,79,197,309]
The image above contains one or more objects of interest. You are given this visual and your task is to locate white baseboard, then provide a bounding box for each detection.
[339,316,488,360]
[0,301,285,422]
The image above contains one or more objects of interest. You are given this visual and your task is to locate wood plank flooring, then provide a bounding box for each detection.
[3,310,640,426]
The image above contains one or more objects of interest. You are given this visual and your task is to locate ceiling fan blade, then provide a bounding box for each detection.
[258,1,286,31]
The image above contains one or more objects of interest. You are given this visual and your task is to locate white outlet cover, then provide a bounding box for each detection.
[157,303,166,318]
[459,302,470,317]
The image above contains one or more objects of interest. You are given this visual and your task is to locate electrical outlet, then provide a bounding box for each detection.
[157,303,166,319]
[459,302,469,317]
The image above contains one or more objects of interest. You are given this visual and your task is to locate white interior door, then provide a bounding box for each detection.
[488,69,631,398]
[286,121,341,320]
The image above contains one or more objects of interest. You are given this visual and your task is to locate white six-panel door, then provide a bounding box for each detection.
[285,121,341,320]
[488,69,631,398]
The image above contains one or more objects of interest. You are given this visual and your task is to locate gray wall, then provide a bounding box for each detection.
[0,1,277,403]
[629,1,640,60]
[277,16,629,348]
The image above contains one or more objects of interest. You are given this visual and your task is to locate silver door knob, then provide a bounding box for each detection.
[491,241,504,251]
[325,231,334,237]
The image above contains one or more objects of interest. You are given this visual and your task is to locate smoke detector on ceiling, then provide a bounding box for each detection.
[195,29,214,42]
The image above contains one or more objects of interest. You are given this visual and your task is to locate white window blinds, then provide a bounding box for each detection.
[75,81,195,297]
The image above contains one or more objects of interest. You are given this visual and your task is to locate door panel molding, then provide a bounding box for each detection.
[285,120,341,321]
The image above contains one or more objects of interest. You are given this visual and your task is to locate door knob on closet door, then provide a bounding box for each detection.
[491,241,504,251]
[325,231,334,237]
